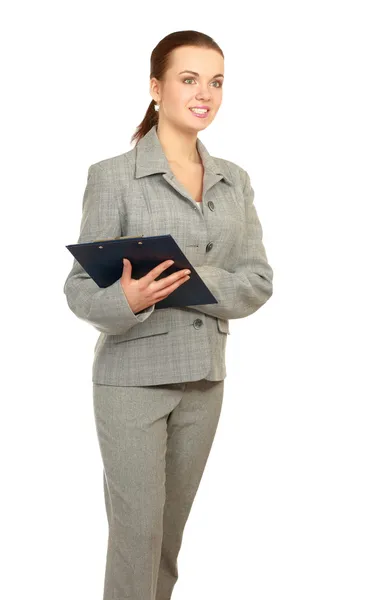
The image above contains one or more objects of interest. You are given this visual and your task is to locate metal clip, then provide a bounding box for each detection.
[92,234,144,242]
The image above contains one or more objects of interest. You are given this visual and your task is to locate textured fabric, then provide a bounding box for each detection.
[63,125,274,385]
[93,377,224,600]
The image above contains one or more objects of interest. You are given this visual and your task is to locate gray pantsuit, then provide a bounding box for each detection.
[63,125,273,598]
[93,378,224,600]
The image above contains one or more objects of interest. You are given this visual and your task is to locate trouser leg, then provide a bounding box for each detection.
[102,468,115,599]
[93,382,185,600]
[156,378,224,600]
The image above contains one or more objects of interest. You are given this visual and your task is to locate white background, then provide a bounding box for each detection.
[2,1,386,599]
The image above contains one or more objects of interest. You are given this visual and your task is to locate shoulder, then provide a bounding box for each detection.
[87,148,136,183]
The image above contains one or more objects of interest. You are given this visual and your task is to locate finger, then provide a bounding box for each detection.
[122,258,132,276]
[151,268,190,294]
[153,275,190,301]
[141,260,175,285]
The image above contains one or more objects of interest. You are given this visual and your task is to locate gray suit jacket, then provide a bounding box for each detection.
[63,125,274,386]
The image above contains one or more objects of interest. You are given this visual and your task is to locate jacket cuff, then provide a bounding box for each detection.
[86,278,155,335]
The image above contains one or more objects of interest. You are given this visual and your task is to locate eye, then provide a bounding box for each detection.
[183,78,223,88]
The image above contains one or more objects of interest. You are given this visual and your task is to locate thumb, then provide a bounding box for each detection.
[122,257,132,278]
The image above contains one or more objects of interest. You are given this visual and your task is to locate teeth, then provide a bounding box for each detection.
[190,108,208,113]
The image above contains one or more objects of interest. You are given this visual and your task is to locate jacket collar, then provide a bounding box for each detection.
[134,125,232,194]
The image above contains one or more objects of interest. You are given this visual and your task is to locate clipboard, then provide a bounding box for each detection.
[65,233,218,309]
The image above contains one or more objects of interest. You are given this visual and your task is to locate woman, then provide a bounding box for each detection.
[64,30,273,600]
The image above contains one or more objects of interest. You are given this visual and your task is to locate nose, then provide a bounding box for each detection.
[195,92,211,102]
[195,86,212,101]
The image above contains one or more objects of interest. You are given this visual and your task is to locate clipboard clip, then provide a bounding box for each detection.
[93,234,145,242]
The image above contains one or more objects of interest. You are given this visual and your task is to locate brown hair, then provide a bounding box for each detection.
[130,30,224,146]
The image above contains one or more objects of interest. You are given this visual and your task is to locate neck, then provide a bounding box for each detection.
[156,121,201,166]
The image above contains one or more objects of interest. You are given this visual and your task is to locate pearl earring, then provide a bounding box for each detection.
[154,103,159,111]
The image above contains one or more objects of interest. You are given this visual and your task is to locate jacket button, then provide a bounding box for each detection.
[193,318,203,329]
[208,201,215,211]
[206,241,213,252]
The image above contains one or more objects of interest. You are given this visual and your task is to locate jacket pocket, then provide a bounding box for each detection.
[110,308,171,343]
[217,317,230,334]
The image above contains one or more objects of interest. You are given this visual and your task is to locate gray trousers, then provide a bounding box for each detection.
[92,378,224,600]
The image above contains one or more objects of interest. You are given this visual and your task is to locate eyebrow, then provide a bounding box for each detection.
[179,70,224,78]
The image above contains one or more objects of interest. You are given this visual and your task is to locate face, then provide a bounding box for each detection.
[150,45,224,133]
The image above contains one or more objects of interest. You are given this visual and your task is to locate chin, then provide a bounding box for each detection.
[186,123,210,134]
[173,116,211,134]
[186,115,212,128]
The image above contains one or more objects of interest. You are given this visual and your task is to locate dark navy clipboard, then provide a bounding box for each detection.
[65,234,218,309]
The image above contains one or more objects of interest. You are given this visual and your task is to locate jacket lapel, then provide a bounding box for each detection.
[134,125,232,207]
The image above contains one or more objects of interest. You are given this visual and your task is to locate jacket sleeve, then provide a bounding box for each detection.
[186,168,274,320]
[63,163,155,335]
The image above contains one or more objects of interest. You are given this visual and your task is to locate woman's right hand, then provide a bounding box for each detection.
[119,258,191,314]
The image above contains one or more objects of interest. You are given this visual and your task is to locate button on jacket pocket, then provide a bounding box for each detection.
[110,308,171,343]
